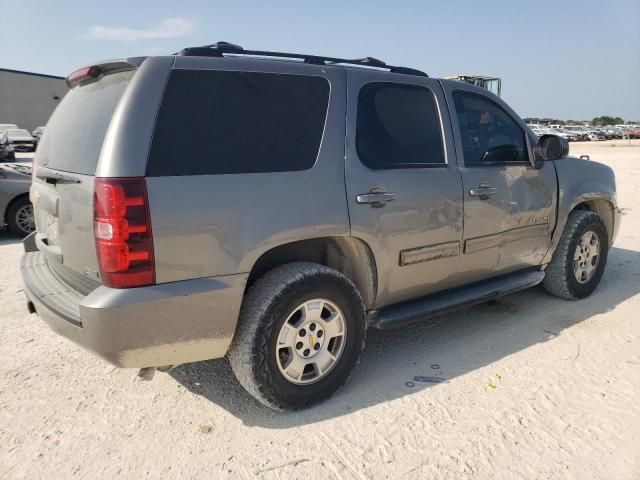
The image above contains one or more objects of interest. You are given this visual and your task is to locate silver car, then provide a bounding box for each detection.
[20,42,620,410]
[1,162,34,236]
[5,128,35,152]
[0,132,16,161]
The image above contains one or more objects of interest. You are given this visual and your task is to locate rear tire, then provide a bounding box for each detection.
[228,262,366,410]
[7,196,35,238]
[543,210,608,300]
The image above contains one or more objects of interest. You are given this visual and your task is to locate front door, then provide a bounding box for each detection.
[345,70,464,308]
[444,83,557,282]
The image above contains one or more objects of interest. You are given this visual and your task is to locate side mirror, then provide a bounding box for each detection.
[538,134,569,161]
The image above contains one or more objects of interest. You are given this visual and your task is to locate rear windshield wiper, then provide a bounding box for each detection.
[36,170,81,184]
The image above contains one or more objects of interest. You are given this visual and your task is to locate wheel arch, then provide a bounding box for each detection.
[543,192,617,265]
[247,236,378,309]
[570,198,616,244]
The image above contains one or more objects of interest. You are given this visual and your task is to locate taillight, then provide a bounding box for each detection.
[93,177,155,288]
[66,66,101,88]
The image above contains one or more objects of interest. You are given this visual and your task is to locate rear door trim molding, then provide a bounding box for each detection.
[400,241,461,266]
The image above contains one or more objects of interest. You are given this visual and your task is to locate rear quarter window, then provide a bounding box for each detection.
[147,70,330,176]
[36,71,134,175]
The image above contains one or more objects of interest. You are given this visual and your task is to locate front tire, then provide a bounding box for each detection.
[543,210,609,300]
[228,262,366,410]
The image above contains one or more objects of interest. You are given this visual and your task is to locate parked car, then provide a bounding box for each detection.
[21,43,620,410]
[1,162,34,236]
[624,128,640,139]
[0,133,16,161]
[532,127,576,142]
[528,125,542,135]
[560,129,581,142]
[600,127,624,139]
[5,128,36,152]
[562,126,589,141]
[603,128,619,140]
[586,130,606,141]
[545,128,578,142]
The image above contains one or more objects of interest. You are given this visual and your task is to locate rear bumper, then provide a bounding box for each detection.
[21,252,246,368]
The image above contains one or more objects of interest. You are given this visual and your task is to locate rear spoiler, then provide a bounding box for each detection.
[66,57,147,88]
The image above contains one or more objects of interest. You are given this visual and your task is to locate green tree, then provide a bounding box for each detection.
[592,116,625,126]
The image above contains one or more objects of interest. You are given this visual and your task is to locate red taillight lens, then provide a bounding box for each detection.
[93,177,155,288]
[66,66,101,88]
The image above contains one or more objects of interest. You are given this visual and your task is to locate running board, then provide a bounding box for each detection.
[368,269,545,330]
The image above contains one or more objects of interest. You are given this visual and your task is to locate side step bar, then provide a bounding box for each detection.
[369,269,545,330]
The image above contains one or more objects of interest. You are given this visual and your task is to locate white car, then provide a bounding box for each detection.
[5,128,35,152]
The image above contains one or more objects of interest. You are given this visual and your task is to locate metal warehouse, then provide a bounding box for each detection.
[0,68,67,132]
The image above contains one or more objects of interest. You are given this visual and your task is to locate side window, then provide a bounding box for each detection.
[147,70,330,176]
[356,83,445,169]
[452,91,529,166]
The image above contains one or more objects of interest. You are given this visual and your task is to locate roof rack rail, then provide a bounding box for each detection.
[174,42,428,77]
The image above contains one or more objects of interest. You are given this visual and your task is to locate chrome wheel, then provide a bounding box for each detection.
[276,298,347,385]
[15,204,35,234]
[573,230,600,283]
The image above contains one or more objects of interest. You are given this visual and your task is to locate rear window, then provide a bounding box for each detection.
[37,70,134,175]
[146,70,330,176]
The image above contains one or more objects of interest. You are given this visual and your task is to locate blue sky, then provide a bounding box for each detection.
[1,0,639,120]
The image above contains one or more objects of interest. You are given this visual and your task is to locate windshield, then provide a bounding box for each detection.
[36,70,134,175]
[7,129,31,137]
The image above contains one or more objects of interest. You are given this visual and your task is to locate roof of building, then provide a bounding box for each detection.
[0,67,64,80]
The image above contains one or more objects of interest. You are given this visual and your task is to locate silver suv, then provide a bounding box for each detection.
[21,42,620,410]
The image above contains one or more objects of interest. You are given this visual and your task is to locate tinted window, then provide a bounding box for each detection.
[453,92,528,165]
[37,71,134,175]
[147,70,330,176]
[356,83,444,169]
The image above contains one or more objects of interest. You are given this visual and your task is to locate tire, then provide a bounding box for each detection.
[6,196,35,238]
[228,262,367,410]
[543,210,609,300]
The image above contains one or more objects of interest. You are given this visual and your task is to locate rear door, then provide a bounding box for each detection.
[30,62,149,291]
[345,70,464,308]
[443,82,557,282]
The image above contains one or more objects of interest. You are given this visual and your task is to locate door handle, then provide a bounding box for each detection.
[469,186,497,197]
[356,192,396,205]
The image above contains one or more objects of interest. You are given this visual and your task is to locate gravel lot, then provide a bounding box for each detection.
[1,141,639,479]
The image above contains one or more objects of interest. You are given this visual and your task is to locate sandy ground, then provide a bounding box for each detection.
[1,141,639,479]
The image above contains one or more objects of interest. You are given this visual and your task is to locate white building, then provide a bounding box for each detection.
[0,68,68,132]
